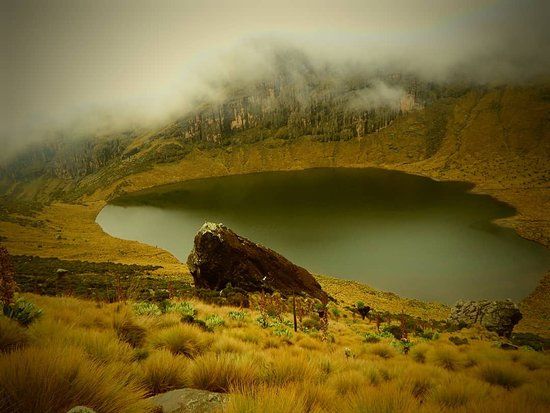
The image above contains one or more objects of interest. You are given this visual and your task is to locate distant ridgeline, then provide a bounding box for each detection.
[0,75,464,183]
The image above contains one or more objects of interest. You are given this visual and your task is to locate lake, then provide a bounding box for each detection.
[96,168,550,303]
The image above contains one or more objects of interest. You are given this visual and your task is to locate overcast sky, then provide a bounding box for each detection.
[1,0,549,161]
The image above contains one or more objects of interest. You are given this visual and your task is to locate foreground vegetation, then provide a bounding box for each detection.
[1,293,549,413]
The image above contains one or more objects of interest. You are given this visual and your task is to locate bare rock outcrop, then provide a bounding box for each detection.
[448,299,522,337]
[187,222,329,302]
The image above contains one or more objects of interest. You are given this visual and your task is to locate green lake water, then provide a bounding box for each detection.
[96,168,550,304]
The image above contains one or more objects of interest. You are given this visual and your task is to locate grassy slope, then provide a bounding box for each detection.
[1,294,549,412]
[1,86,548,331]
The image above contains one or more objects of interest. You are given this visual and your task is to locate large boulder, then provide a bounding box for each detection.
[149,388,228,413]
[448,299,522,337]
[187,222,329,303]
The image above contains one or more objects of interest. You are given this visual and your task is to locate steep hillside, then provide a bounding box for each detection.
[0,83,549,333]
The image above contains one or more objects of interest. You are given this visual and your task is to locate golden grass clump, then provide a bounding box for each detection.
[113,314,147,348]
[429,346,464,371]
[0,316,29,352]
[429,377,490,409]
[188,353,261,392]
[0,345,150,413]
[410,343,429,364]
[368,343,396,359]
[342,383,419,413]
[211,335,249,354]
[262,354,321,386]
[135,349,189,395]
[327,370,368,395]
[150,325,211,357]
[225,384,309,413]
[477,362,528,390]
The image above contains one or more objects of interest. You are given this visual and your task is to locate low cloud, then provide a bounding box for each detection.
[1,0,549,163]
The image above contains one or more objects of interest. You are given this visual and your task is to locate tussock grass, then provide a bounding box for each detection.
[136,349,189,395]
[368,343,396,359]
[0,346,149,413]
[327,370,368,395]
[342,383,419,413]
[398,366,438,400]
[263,354,321,386]
[478,362,527,389]
[211,335,248,354]
[150,325,211,357]
[429,378,490,409]
[113,313,147,348]
[0,317,28,352]
[3,294,548,412]
[429,346,464,371]
[189,353,260,392]
[226,384,309,413]
[410,343,429,363]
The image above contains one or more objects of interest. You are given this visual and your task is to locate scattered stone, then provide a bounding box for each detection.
[187,222,329,302]
[448,299,522,337]
[149,388,229,413]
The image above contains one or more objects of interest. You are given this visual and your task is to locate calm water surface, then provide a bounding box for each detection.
[96,168,550,303]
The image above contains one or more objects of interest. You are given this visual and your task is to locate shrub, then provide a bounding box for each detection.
[137,349,189,395]
[0,346,149,413]
[429,346,463,371]
[0,247,16,306]
[3,297,43,326]
[167,301,195,318]
[417,329,440,340]
[150,325,211,357]
[478,363,527,389]
[133,302,161,316]
[228,310,247,321]
[368,343,396,359]
[113,316,147,348]
[189,353,260,392]
[0,316,28,352]
[383,324,403,340]
[205,314,225,331]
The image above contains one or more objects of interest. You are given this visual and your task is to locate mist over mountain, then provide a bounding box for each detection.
[1,0,549,164]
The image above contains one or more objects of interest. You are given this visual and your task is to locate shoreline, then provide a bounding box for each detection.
[1,139,548,334]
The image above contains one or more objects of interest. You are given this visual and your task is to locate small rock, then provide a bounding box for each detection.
[149,388,229,413]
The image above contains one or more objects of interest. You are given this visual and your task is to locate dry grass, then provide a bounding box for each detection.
[150,325,211,357]
[368,343,397,359]
[1,294,548,412]
[0,317,28,352]
[0,346,150,413]
[188,353,260,392]
[135,349,189,395]
[478,362,528,390]
[429,345,464,371]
